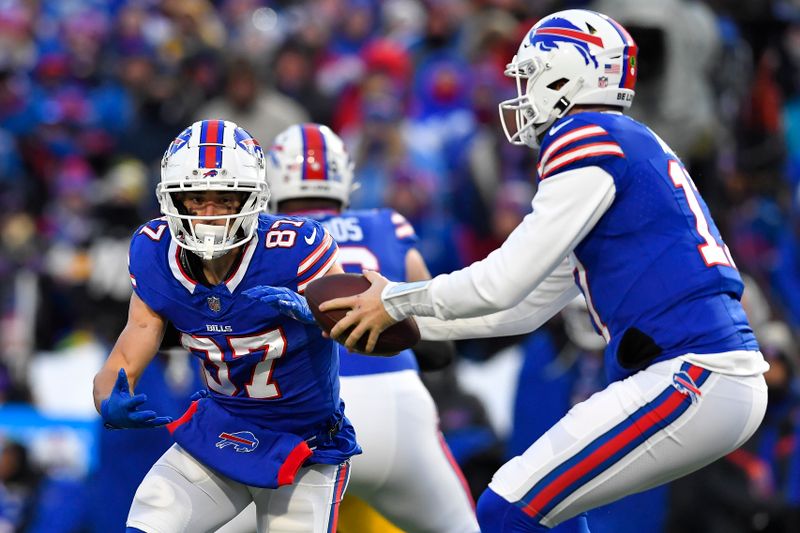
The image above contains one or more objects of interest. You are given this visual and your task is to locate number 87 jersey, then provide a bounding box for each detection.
[539,111,759,383]
[128,213,346,437]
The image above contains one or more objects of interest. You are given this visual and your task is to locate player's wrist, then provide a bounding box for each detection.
[381,281,431,321]
[100,398,123,429]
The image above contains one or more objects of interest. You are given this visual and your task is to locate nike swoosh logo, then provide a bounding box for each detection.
[549,118,575,137]
[304,227,317,245]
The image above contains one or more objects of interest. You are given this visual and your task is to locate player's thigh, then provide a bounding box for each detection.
[215,503,257,533]
[338,373,401,492]
[346,371,479,532]
[252,462,350,533]
[489,358,767,528]
[127,444,253,533]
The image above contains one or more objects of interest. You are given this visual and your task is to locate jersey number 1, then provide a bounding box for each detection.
[668,160,735,268]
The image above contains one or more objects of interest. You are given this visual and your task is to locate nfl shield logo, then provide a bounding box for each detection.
[207,296,221,313]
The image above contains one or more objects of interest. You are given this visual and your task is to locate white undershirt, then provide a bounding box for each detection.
[381,165,617,340]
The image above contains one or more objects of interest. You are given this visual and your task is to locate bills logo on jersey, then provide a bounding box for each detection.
[672,371,703,404]
[216,431,260,452]
[531,17,603,67]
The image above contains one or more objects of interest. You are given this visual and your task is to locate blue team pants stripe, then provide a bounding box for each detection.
[326,461,350,532]
[517,363,710,520]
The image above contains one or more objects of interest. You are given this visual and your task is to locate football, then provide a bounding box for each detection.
[305,273,420,355]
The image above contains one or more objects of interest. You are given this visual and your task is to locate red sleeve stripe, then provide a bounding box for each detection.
[540,142,624,179]
[297,232,333,276]
[297,247,339,293]
[537,125,607,175]
[395,223,415,238]
[130,274,137,288]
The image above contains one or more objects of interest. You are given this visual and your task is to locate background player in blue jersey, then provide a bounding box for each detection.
[91,119,359,533]
[248,122,479,532]
[318,9,770,533]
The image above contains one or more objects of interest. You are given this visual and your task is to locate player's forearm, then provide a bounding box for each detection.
[383,167,615,321]
[93,326,163,412]
[93,365,122,413]
[413,260,580,340]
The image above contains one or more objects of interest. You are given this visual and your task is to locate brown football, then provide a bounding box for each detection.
[305,273,420,355]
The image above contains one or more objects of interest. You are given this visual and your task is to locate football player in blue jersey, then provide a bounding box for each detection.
[246,122,479,532]
[91,119,360,533]
[318,9,770,533]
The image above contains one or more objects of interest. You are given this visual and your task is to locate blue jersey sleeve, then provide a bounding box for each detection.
[291,219,340,294]
[536,116,628,181]
[128,219,171,313]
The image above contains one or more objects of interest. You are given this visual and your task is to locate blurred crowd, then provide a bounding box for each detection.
[1,0,800,531]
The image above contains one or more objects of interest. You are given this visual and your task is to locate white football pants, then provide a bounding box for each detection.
[340,370,480,533]
[489,354,768,527]
[127,444,350,533]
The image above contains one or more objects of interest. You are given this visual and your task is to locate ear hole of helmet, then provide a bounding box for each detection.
[548,78,569,91]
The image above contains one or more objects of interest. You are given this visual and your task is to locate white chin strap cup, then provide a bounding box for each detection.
[195,224,227,260]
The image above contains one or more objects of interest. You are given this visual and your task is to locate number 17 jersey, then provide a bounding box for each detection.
[538,112,759,383]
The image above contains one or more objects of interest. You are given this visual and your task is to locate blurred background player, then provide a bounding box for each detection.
[245,122,479,532]
[92,119,359,532]
[321,9,770,532]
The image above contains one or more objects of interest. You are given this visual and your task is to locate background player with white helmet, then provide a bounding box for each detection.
[92,119,360,532]
[246,122,480,532]
[319,9,769,532]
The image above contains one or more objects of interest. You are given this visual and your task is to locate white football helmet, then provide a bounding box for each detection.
[499,9,638,147]
[266,123,356,212]
[157,119,269,260]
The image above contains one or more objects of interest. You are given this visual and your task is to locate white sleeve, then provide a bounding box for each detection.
[382,165,616,320]
[413,257,580,340]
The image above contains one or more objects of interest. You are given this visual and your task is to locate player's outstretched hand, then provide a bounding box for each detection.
[243,285,316,324]
[101,368,173,430]
[319,270,397,353]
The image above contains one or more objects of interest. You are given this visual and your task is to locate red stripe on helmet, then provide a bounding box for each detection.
[203,120,222,168]
[301,124,326,180]
[605,17,638,90]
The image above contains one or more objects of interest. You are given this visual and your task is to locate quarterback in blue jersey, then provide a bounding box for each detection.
[91,119,359,533]
[251,123,478,532]
[320,9,770,533]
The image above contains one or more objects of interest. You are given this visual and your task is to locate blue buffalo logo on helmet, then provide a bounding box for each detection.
[166,126,193,158]
[216,431,260,452]
[530,17,604,67]
[234,127,264,161]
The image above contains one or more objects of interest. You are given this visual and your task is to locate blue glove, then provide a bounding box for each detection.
[190,389,210,401]
[243,285,316,325]
[100,368,173,429]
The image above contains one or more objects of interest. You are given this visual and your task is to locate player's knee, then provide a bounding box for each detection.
[476,488,548,532]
